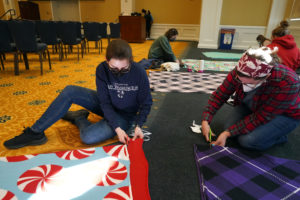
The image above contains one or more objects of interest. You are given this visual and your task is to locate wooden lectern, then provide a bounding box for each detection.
[119,16,146,43]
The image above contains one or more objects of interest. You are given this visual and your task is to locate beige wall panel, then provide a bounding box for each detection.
[287,0,300,18]
[80,0,121,22]
[135,0,201,24]
[0,0,5,16]
[14,0,20,17]
[221,0,272,26]
[284,0,294,19]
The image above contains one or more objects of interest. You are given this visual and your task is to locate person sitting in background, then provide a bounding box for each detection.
[256,34,271,47]
[148,28,180,63]
[4,39,153,149]
[201,47,300,150]
[257,20,300,71]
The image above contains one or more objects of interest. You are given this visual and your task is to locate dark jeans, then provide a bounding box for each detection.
[31,85,133,144]
[224,104,300,150]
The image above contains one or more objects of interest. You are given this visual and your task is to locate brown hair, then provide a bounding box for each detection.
[165,28,178,40]
[106,39,133,61]
[272,20,290,38]
[256,34,271,47]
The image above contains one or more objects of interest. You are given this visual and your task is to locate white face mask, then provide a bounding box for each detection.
[242,82,263,92]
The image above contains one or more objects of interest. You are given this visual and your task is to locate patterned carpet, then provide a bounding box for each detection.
[0,39,189,157]
[149,71,228,93]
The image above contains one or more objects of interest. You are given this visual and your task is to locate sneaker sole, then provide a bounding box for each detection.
[5,137,48,149]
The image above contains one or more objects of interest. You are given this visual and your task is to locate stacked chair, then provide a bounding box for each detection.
[36,20,63,61]
[8,20,51,75]
[0,20,116,75]
[83,22,102,54]
[99,22,108,51]
[56,21,84,61]
[108,22,121,43]
[0,20,16,71]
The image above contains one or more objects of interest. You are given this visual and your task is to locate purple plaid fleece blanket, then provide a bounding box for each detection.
[194,145,300,200]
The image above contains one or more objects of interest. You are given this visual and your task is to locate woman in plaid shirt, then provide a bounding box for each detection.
[201,47,300,150]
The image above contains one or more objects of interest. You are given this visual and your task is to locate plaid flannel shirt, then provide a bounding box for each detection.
[202,65,300,136]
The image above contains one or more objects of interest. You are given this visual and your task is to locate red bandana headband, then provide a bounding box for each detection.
[237,47,276,78]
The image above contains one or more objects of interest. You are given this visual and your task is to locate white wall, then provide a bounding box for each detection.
[265,0,287,38]
[289,22,300,47]
[198,0,223,48]
[121,0,135,16]
[197,0,288,49]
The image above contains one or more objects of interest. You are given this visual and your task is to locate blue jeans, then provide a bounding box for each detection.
[224,104,300,150]
[31,85,133,144]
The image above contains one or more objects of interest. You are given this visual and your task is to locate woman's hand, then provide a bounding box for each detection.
[201,120,216,142]
[133,125,144,141]
[211,131,231,147]
[115,127,129,144]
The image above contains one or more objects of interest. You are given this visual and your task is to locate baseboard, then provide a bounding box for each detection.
[197,43,218,49]
[150,23,200,41]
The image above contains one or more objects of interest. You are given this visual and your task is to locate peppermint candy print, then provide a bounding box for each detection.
[103,145,129,160]
[97,161,127,186]
[103,186,132,200]
[17,164,63,193]
[0,155,36,162]
[55,148,95,160]
[0,189,18,200]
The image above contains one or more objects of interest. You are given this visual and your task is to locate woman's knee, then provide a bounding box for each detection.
[61,85,77,97]
[238,134,266,150]
[80,130,98,145]
[81,135,96,145]
[80,126,114,145]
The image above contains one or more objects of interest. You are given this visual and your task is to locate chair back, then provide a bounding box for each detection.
[83,22,100,41]
[36,20,59,45]
[58,21,79,45]
[0,20,14,52]
[8,20,38,52]
[99,22,108,38]
[35,20,41,38]
[109,23,120,38]
[76,22,83,40]
[54,21,63,38]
